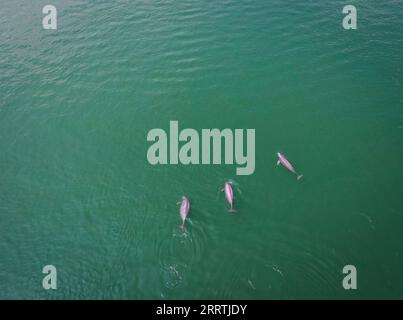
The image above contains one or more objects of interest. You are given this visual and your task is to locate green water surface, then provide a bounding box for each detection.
[1,0,402,299]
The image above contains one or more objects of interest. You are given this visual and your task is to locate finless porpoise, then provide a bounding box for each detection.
[177,196,190,230]
[277,152,303,180]
[221,182,236,212]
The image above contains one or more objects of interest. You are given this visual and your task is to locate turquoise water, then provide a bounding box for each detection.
[1,0,402,299]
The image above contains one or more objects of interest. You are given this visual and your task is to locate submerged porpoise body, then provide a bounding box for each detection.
[277,152,303,180]
[178,196,190,229]
[222,182,236,212]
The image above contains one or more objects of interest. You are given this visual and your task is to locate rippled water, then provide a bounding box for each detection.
[1,0,403,299]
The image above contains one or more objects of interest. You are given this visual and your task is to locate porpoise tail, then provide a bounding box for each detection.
[297,174,304,180]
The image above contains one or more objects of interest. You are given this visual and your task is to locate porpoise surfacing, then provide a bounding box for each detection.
[178,196,190,230]
[221,182,236,212]
[277,152,303,180]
